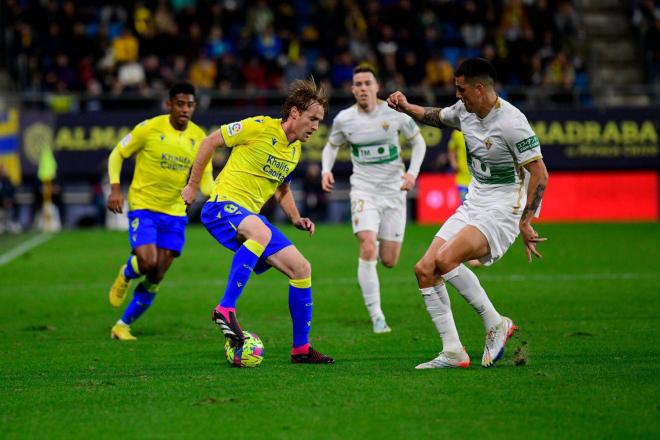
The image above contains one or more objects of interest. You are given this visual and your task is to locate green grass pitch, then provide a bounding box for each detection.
[1,223,659,439]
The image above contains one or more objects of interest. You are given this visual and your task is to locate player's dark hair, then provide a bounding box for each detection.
[454,58,497,86]
[169,81,196,99]
[281,77,328,120]
[353,64,377,77]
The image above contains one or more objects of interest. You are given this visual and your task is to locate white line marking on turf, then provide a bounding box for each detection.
[2,271,658,294]
[0,233,53,267]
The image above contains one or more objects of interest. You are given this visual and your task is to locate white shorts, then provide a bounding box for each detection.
[350,190,406,242]
[435,197,522,266]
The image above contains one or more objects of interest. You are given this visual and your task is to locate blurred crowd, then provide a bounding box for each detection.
[630,0,660,85]
[3,0,588,96]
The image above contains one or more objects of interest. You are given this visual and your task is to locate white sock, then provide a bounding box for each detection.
[443,264,501,330]
[420,285,463,353]
[358,258,383,322]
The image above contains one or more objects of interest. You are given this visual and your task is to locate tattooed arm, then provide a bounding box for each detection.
[386,91,446,128]
[519,158,549,262]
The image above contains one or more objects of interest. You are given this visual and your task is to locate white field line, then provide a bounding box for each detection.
[1,271,658,294]
[0,233,53,267]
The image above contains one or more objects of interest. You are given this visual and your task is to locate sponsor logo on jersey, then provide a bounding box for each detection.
[515,135,540,153]
[120,133,132,147]
[226,121,242,136]
[262,154,291,182]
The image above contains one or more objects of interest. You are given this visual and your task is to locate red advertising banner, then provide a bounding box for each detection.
[417,171,659,224]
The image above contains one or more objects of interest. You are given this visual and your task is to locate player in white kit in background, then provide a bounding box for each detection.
[321,65,427,333]
[387,58,549,368]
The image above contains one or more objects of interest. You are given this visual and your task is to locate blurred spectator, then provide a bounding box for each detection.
[424,53,454,88]
[500,0,529,42]
[189,53,217,90]
[205,26,232,59]
[544,50,576,104]
[112,28,139,64]
[460,0,486,49]
[116,61,146,93]
[284,55,309,85]
[554,0,583,53]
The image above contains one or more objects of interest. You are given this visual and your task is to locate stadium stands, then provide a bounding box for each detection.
[2,0,594,99]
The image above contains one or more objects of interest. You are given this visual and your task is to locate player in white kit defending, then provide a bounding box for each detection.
[322,65,427,333]
[387,58,549,368]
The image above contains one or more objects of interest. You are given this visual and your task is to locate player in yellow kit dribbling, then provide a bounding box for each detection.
[181,78,334,364]
[106,82,213,340]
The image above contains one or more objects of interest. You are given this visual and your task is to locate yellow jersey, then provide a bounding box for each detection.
[448,129,471,187]
[210,116,301,213]
[117,114,211,216]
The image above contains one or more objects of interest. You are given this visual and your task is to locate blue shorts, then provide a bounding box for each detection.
[201,200,292,274]
[127,209,188,256]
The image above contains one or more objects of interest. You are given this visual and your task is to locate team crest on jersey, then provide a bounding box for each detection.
[190,138,195,148]
[484,138,493,149]
[120,133,132,147]
[382,122,390,131]
[226,122,242,136]
[160,134,165,142]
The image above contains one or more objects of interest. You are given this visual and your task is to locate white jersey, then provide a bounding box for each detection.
[440,97,542,213]
[327,101,421,196]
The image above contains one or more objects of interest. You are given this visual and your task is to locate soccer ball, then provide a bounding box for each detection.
[224,331,264,368]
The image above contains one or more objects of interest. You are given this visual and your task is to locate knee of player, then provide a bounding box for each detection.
[252,228,272,247]
[292,258,312,279]
[380,255,399,269]
[137,255,158,274]
[359,242,378,259]
[435,249,458,274]
[414,259,432,278]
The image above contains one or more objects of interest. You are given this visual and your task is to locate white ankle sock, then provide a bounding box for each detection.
[358,258,383,322]
[420,285,463,353]
[443,264,501,329]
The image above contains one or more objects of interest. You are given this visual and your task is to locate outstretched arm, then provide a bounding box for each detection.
[519,158,549,262]
[182,128,225,205]
[275,184,314,236]
[387,91,446,128]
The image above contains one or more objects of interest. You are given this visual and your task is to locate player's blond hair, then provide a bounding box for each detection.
[281,77,329,121]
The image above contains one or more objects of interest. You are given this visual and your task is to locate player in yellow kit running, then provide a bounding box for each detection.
[106,82,213,340]
[181,78,334,364]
